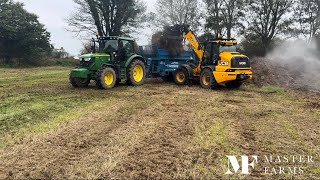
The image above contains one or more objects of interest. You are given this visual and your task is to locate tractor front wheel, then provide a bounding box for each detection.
[96,67,117,89]
[127,59,146,86]
[174,68,189,85]
[70,77,90,88]
[200,68,218,89]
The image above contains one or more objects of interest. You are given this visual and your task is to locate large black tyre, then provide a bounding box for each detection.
[225,81,243,89]
[70,77,90,88]
[200,68,218,89]
[174,68,189,85]
[96,67,117,89]
[127,59,146,86]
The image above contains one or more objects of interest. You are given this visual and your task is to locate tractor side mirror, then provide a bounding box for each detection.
[91,38,96,53]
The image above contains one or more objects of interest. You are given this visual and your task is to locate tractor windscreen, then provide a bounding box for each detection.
[100,40,118,53]
[219,45,237,53]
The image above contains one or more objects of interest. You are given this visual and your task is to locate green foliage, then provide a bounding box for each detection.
[260,86,287,94]
[0,0,52,66]
[238,33,265,57]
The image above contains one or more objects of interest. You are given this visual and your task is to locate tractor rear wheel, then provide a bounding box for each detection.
[174,68,189,85]
[200,68,218,89]
[225,81,242,89]
[127,59,146,86]
[96,67,117,89]
[70,77,90,88]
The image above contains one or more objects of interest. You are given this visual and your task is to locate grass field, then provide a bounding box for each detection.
[0,67,319,179]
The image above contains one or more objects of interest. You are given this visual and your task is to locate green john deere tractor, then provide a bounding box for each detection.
[70,36,146,89]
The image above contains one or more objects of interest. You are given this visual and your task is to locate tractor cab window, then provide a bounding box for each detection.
[219,45,237,53]
[118,40,134,61]
[100,40,118,53]
[119,40,134,54]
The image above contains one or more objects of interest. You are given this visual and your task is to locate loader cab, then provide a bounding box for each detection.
[202,39,238,66]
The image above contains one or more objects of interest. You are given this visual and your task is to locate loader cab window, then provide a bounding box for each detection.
[203,43,219,66]
[219,45,237,53]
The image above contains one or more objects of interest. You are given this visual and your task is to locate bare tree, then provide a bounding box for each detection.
[204,0,224,36]
[245,0,294,55]
[154,0,201,29]
[293,0,320,41]
[68,0,147,36]
[205,0,244,39]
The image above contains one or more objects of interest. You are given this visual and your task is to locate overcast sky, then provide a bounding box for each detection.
[16,0,157,55]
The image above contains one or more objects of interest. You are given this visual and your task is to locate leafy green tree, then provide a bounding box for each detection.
[0,0,51,65]
[68,0,147,36]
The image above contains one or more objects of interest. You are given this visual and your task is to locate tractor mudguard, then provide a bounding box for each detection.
[180,64,194,80]
[125,54,146,68]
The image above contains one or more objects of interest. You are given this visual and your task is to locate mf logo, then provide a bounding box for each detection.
[226,156,258,175]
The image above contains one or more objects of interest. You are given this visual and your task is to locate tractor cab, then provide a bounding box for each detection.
[94,36,136,63]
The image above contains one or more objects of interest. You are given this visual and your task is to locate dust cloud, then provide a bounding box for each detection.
[267,40,320,90]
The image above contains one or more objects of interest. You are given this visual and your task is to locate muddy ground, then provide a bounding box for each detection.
[0,67,319,179]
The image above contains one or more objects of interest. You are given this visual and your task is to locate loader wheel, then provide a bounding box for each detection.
[174,68,189,85]
[96,67,117,89]
[127,59,146,86]
[70,77,90,88]
[200,68,217,89]
[225,81,242,89]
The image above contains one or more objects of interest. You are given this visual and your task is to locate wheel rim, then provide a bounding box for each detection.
[133,65,144,82]
[104,72,114,86]
[202,73,210,86]
[176,72,185,83]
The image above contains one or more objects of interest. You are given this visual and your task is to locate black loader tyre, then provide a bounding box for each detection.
[70,77,90,88]
[96,67,117,89]
[225,81,243,89]
[127,59,146,86]
[174,68,189,85]
[200,68,218,89]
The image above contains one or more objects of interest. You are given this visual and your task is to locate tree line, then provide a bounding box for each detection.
[69,0,320,56]
[0,0,319,66]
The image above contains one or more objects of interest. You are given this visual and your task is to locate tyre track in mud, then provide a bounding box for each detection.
[110,95,196,179]
[0,94,170,179]
[0,86,198,180]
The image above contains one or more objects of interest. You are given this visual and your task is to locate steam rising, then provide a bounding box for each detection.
[267,40,320,91]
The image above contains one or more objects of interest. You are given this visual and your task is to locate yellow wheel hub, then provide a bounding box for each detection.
[104,72,114,86]
[133,65,144,82]
[176,72,185,83]
[202,73,210,86]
